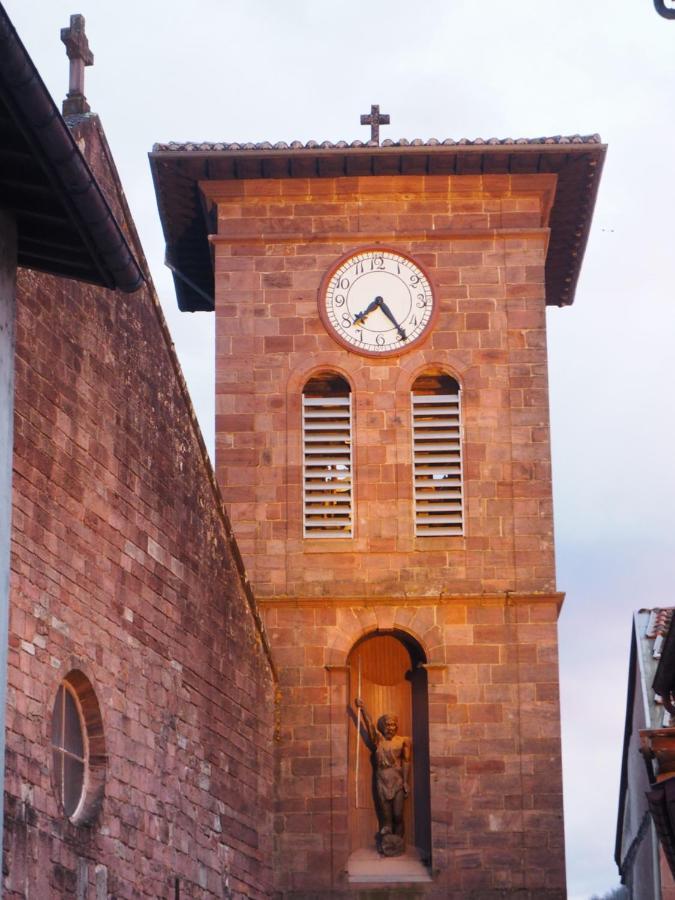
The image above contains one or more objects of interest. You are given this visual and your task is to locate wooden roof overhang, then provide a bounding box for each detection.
[0,4,143,291]
[150,138,606,312]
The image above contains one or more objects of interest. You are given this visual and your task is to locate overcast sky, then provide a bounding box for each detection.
[6,1,675,896]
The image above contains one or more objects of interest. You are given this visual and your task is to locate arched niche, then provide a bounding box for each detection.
[347,629,432,868]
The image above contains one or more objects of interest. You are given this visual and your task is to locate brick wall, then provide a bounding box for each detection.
[209,173,557,600]
[4,119,276,898]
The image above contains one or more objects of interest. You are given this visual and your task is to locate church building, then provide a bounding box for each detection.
[151,110,605,895]
[1,9,275,897]
[0,4,607,897]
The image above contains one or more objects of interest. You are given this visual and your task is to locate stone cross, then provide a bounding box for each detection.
[60,14,94,116]
[360,105,390,144]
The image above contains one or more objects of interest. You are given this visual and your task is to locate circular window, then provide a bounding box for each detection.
[50,671,106,823]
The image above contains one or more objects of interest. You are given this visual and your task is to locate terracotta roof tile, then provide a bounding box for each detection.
[646,608,674,640]
[152,134,602,153]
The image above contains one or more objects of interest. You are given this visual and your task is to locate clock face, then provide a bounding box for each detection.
[319,248,436,356]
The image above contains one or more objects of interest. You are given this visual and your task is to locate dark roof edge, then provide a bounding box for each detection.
[615,621,638,874]
[558,143,606,308]
[0,3,143,293]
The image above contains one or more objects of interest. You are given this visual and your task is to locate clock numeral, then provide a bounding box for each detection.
[370,256,384,270]
[354,329,364,342]
[353,261,364,275]
[410,316,418,328]
[416,294,427,308]
[339,277,350,290]
[376,333,385,346]
[341,313,352,328]
[410,274,420,285]
[334,294,345,307]
[396,261,401,274]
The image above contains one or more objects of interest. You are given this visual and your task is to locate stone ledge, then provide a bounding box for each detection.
[258,591,565,611]
[347,848,432,884]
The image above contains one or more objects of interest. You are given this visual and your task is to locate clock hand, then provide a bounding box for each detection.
[378,299,407,341]
[352,296,382,326]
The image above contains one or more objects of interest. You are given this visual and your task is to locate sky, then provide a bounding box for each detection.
[5,1,675,896]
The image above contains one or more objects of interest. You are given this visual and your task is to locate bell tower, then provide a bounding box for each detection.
[151,114,605,898]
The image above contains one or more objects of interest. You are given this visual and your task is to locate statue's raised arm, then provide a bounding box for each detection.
[354,696,378,745]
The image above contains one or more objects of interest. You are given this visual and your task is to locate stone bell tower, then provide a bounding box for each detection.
[151,112,605,898]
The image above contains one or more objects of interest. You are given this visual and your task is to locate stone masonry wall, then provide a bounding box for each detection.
[209,173,557,600]
[208,171,566,896]
[265,596,565,899]
[3,118,276,899]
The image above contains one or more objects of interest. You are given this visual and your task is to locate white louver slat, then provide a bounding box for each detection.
[303,394,353,538]
[411,391,464,537]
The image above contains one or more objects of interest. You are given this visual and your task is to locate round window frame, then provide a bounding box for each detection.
[50,670,106,825]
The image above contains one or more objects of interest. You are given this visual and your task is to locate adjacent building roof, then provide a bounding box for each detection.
[617,608,675,881]
[0,3,143,292]
[150,133,606,312]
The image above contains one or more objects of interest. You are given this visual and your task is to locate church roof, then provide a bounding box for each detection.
[153,134,602,152]
[150,133,606,312]
[0,4,143,292]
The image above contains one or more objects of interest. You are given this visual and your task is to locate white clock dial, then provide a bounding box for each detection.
[319,249,435,356]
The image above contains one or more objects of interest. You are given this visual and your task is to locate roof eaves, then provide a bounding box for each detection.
[149,134,606,313]
[0,3,143,293]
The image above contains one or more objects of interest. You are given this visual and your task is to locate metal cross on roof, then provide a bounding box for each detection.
[60,14,94,116]
[360,104,390,144]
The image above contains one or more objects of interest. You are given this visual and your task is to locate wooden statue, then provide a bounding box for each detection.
[354,697,412,856]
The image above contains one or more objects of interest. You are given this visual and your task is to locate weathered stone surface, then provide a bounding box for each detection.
[4,116,276,899]
[210,174,557,601]
[210,172,567,896]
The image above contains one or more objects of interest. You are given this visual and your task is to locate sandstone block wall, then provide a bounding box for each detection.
[208,170,566,896]
[209,173,557,600]
[265,596,565,899]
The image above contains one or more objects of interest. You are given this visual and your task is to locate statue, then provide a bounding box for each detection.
[354,697,412,857]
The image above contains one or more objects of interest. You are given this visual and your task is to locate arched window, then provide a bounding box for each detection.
[411,371,463,536]
[51,670,106,823]
[302,372,353,538]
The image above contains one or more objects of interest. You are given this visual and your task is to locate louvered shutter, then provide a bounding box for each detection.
[302,393,353,537]
[411,391,463,536]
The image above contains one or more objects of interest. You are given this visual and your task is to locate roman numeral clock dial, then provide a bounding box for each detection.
[319,249,437,357]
